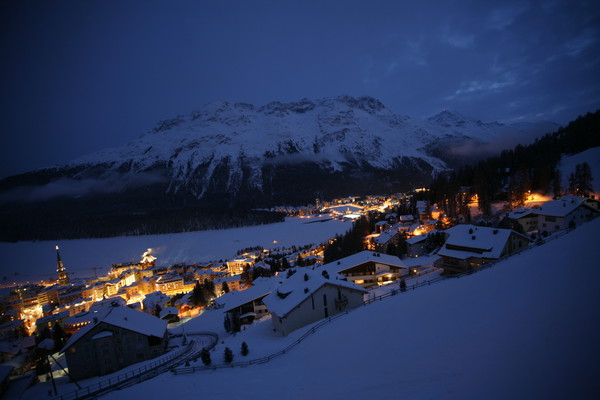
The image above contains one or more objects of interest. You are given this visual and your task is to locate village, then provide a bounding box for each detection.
[0,190,598,397]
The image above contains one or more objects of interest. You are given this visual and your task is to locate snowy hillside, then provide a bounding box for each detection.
[87,218,599,400]
[558,146,600,195]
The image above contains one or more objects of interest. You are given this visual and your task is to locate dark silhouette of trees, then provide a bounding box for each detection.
[429,110,600,212]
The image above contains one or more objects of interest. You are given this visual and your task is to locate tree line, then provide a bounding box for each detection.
[428,109,599,218]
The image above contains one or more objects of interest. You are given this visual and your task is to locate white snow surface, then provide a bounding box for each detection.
[262,269,366,318]
[437,224,525,260]
[61,306,167,352]
[62,96,554,197]
[558,146,600,195]
[97,218,600,400]
[1,216,351,283]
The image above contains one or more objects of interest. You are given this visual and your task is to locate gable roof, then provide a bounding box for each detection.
[437,224,527,260]
[221,277,283,313]
[321,251,407,275]
[372,229,399,245]
[508,209,537,220]
[60,306,167,353]
[262,269,366,318]
[537,199,597,217]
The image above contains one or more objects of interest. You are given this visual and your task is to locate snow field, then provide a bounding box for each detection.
[1,216,352,284]
[99,218,600,400]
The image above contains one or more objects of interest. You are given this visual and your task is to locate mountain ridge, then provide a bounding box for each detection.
[19,95,552,203]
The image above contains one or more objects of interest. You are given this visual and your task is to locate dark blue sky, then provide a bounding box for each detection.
[1,0,599,178]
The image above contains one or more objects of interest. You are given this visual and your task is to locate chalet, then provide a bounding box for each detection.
[221,278,282,331]
[213,275,242,295]
[536,196,600,233]
[406,231,447,257]
[561,195,599,210]
[435,225,530,274]
[0,320,25,341]
[61,305,167,381]
[399,214,415,224]
[321,251,409,288]
[416,200,430,222]
[34,311,70,336]
[63,298,127,334]
[507,209,538,232]
[371,228,401,253]
[262,269,367,336]
[536,198,599,233]
[374,221,391,233]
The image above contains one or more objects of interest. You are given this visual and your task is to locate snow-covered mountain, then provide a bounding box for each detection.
[1,96,556,206]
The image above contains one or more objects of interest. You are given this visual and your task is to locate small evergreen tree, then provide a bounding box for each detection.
[224,347,233,364]
[222,281,230,294]
[200,347,211,366]
[241,341,249,356]
[400,279,407,292]
[52,322,68,350]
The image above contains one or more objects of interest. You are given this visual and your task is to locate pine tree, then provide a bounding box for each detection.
[400,279,407,292]
[241,341,249,356]
[200,347,211,366]
[52,322,68,350]
[222,281,230,294]
[224,347,233,364]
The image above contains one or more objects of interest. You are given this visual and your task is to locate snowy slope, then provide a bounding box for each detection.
[92,218,599,400]
[558,146,600,195]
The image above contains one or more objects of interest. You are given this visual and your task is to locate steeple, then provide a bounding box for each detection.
[56,245,70,285]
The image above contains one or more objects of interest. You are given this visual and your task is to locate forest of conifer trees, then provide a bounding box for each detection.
[428,110,599,219]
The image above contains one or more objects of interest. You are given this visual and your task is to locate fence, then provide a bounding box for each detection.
[173,275,447,374]
[173,226,577,375]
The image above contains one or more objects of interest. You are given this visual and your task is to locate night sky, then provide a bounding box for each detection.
[1,0,599,178]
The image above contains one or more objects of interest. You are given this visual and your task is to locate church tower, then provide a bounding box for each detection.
[56,245,70,285]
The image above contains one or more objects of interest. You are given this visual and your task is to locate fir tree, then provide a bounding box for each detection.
[52,322,68,350]
[224,347,233,364]
[222,281,230,294]
[400,279,407,292]
[241,341,249,356]
[200,347,211,366]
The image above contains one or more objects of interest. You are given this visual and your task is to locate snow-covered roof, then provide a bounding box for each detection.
[536,199,593,217]
[321,251,406,275]
[61,306,167,353]
[221,277,283,313]
[35,310,70,325]
[159,307,179,318]
[508,209,537,219]
[38,338,55,351]
[399,215,414,221]
[91,331,113,340]
[0,341,20,356]
[262,269,366,318]
[438,225,526,260]
[406,232,429,245]
[372,229,399,244]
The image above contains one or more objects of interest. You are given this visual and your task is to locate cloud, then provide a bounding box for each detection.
[0,171,168,203]
[446,123,557,159]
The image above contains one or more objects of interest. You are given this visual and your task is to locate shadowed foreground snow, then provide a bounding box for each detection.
[101,218,600,400]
